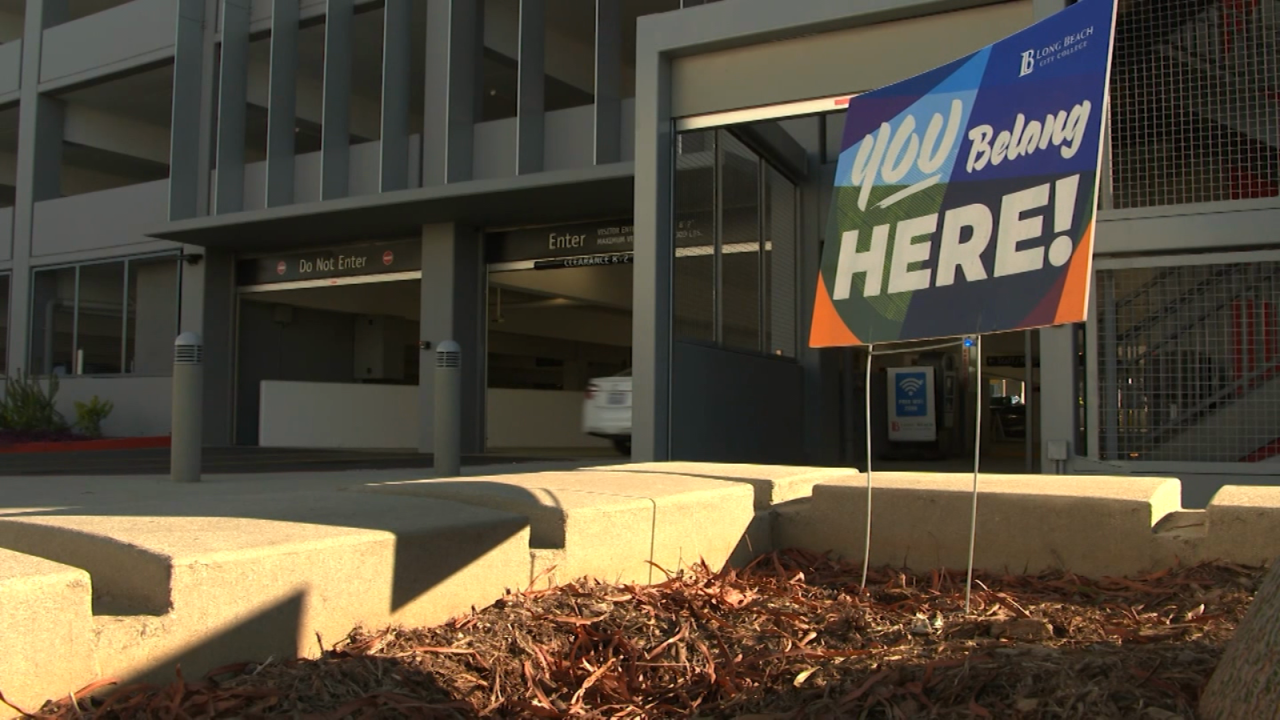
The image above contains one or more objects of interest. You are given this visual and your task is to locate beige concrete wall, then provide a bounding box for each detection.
[1,464,1278,715]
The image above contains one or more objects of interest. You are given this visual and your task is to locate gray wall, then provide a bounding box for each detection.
[669,1,1032,117]
[234,298,356,445]
[670,341,805,464]
[133,260,179,375]
[40,0,176,88]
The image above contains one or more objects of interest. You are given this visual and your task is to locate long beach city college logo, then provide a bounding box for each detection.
[1020,49,1036,77]
[382,250,394,266]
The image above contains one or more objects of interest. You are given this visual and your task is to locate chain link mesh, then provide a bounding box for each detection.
[1110,0,1280,209]
[1096,260,1280,462]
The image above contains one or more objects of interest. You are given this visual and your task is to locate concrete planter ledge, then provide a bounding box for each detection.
[0,549,95,712]
[1,463,1279,714]
[0,491,531,704]
[355,470,759,587]
[587,462,860,509]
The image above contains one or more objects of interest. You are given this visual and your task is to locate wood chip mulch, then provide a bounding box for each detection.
[8,549,1265,719]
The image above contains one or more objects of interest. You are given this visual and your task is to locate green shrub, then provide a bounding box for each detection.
[0,371,67,433]
[73,395,114,439]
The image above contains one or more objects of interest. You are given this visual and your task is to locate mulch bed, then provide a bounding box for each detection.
[9,550,1264,719]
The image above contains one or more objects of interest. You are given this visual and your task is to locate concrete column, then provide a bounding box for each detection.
[515,0,545,175]
[7,0,69,376]
[1038,324,1075,471]
[631,41,673,461]
[320,0,353,200]
[265,0,300,208]
[593,0,621,164]
[169,0,209,220]
[214,0,251,214]
[1034,0,1074,472]
[801,164,841,465]
[380,0,412,191]
[423,0,480,185]
[418,223,485,454]
[179,250,237,445]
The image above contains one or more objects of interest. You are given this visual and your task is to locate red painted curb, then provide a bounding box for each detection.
[0,436,171,454]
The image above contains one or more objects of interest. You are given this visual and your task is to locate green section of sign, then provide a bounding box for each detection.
[821,182,950,342]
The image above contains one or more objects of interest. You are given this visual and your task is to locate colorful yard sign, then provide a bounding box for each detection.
[809,0,1118,347]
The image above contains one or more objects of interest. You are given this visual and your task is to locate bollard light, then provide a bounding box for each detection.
[171,332,204,483]
[433,340,462,477]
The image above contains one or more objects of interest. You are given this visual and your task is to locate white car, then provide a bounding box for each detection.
[582,369,632,454]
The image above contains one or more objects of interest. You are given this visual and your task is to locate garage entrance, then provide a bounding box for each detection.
[484,221,635,454]
[233,240,422,448]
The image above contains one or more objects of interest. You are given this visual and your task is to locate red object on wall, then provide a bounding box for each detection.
[1227,167,1279,201]
[0,435,171,454]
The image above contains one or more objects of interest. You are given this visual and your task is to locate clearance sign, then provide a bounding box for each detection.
[810,0,1118,347]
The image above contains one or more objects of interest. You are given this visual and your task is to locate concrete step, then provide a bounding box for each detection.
[0,549,95,713]
[355,469,759,587]
[0,490,531,689]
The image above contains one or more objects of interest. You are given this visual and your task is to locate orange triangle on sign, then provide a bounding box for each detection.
[809,274,861,347]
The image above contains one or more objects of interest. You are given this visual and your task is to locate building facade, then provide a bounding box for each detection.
[0,0,1276,505]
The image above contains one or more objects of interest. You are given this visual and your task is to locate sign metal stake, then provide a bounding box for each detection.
[964,334,983,615]
[861,343,874,591]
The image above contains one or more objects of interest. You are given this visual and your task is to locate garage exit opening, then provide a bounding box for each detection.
[485,221,635,455]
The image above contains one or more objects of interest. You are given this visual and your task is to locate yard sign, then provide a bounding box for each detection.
[810,0,1118,347]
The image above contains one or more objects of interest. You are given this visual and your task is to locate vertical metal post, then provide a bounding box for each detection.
[1101,274,1119,459]
[171,332,205,483]
[434,339,462,477]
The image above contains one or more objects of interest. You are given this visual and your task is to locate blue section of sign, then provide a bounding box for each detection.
[895,371,929,417]
[811,0,1118,347]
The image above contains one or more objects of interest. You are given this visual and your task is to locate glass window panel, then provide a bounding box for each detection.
[29,267,76,375]
[718,131,761,352]
[673,130,716,342]
[766,165,798,357]
[75,262,126,374]
[126,256,181,375]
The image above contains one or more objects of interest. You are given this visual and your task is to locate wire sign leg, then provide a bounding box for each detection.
[964,335,983,614]
[861,344,874,591]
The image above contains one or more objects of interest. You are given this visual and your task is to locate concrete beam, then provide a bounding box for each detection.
[379,0,412,191]
[265,0,300,207]
[244,49,381,140]
[214,0,252,214]
[319,0,353,200]
[8,0,68,372]
[169,0,207,221]
[594,0,621,164]
[516,0,545,174]
[63,105,171,166]
[485,0,594,96]
[423,0,480,185]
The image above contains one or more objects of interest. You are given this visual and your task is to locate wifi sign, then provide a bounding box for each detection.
[899,376,925,395]
[895,371,929,417]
